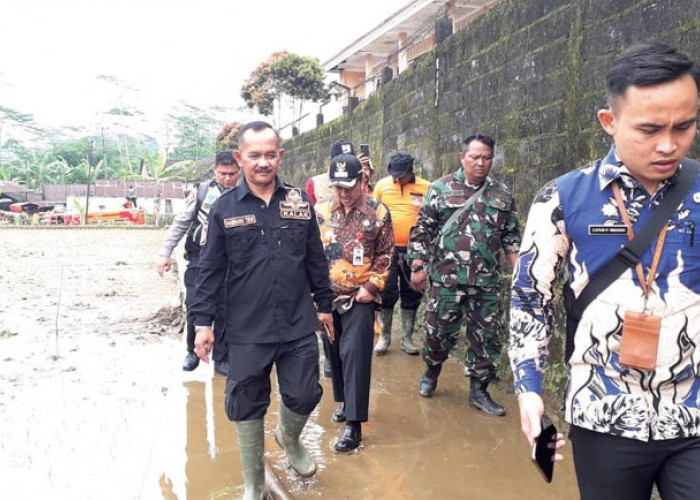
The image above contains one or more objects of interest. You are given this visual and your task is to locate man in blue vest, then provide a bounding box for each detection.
[510,44,700,500]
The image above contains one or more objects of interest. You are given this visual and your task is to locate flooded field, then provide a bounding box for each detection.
[0,228,577,499]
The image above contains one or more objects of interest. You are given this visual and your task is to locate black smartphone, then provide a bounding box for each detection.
[360,144,370,157]
[531,415,557,483]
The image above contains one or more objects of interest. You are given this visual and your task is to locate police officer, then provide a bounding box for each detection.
[191,121,334,499]
[156,151,239,374]
[408,134,521,416]
[315,153,394,452]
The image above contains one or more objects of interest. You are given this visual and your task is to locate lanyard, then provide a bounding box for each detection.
[611,182,668,309]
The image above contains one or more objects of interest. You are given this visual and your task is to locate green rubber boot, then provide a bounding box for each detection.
[374,308,393,355]
[235,419,265,500]
[400,308,420,355]
[275,404,316,477]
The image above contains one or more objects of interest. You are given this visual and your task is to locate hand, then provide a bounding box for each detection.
[318,312,334,342]
[410,269,427,292]
[355,286,374,303]
[517,392,567,461]
[357,153,373,179]
[194,327,214,363]
[156,256,172,277]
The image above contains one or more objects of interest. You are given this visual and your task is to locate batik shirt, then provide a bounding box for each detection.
[315,194,394,303]
[510,146,700,442]
[408,168,521,287]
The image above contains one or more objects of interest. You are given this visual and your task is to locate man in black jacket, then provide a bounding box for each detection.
[192,121,334,499]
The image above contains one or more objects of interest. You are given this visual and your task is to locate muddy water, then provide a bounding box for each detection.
[1,229,577,499]
[144,354,577,500]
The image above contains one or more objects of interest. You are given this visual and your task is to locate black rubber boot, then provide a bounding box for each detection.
[418,364,442,397]
[468,378,506,417]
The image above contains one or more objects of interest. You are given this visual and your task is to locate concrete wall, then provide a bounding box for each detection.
[281,0,700,212]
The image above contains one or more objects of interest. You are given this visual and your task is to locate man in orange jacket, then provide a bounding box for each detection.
[373,152,430,355]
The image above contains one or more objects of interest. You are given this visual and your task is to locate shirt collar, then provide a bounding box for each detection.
[455,167,490,189]
[236,176,286,201]
[393,173,416,185]
[597,146,680,192]
[331,192,369,215]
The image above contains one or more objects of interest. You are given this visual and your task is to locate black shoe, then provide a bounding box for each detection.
[182,352,199,371]
[419,364,442,397]
[323,357,333,378]
[468,378,506,417]
[214,361,229,376]
[331,403,346,423]
[333,425,362,453]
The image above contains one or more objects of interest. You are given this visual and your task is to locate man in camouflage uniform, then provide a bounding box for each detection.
[408,133,521,416]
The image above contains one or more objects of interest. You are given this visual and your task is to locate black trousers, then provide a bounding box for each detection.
[380,247,423,311]
[328,302,375,422]
[224,333,323,421]
[183,256,226,363]
[570,425,700,500]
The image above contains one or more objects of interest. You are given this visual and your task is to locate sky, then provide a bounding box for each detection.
[0,0,409,141]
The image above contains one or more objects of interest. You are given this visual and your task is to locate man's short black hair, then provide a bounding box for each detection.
[215,150,237,167]
[463,133,495,151]
[605,43,700,108]
[237,121,281,147]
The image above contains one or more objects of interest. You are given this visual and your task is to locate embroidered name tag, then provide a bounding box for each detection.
[589,225,628,235]
[280,201,311,220]
[224,215,256,228]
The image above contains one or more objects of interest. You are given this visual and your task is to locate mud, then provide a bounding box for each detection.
[1,228,577,499]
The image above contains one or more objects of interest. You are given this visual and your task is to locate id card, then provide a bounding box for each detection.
[352,246,364,266]
[620,311,660,371]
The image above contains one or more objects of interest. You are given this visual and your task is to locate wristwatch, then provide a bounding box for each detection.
[194,325,212,332]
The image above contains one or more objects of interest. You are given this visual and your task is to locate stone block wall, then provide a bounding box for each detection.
[282,0,700,212]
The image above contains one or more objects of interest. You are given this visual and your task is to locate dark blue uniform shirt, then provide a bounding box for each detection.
[192,177,333,344]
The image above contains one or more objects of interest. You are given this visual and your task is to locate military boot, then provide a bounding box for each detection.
[374,308,393,356]
[274,404,317,477]
[419,363,442,397]
[468,378,506,417]
[235,419,265,500]
[399,309,420,355]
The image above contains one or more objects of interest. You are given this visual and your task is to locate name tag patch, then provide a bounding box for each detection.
[589,225,628,235]
[224,214,256,228]
[280,201,311,220]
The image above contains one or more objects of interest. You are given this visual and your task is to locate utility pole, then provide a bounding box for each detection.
[85,140,93,224]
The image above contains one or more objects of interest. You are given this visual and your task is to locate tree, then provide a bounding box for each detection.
[0,105,36,149]
[241,52,328,130]
[139,144,193,225]
[216,121,242,151]
[166,105,222,161]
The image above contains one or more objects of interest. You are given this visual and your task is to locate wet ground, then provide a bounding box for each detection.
[1,228,577,499]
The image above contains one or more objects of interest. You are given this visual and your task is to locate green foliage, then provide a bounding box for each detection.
[271,53,328,103]
[216,121,242,151]
[241,51,329,126]
[167,105,220,161]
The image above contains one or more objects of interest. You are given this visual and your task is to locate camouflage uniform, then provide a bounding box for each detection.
[408,168,521,380]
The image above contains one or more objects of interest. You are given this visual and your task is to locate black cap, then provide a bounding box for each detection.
[388,151,414,178]
[328,154,363,188]
[330,140,355,158]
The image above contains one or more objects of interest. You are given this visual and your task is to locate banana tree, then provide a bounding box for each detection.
[141,144,192,226]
